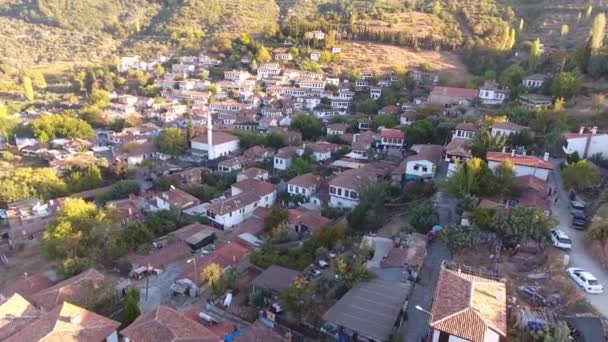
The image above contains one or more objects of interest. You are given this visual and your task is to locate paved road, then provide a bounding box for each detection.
[550,160,608,317]
[402,186,453,342]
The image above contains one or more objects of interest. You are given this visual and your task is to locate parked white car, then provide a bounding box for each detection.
[567,267,604,294]
[550,229,572,250]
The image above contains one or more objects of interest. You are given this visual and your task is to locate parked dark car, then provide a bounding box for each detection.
[572,211,588,230]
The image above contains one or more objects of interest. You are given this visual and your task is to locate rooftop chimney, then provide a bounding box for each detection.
[543,152,550,161]
[501,146,506,153]
[580,126,585,134]
[511,149,515,157]
[591,126,598,134]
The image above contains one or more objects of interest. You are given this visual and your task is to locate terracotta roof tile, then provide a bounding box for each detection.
[431,86,478,99]
[192,131,239,145]
[287,173,320,188]
[380,128,404,139]
[5,302,120,342]
[234,320,287,342]
[1,274,54,300]
[252,266,301,292]
[455,122,477,131]
[30,269,108,311]
[491,122,526,131]
[121,305,217,342]
[486,152,553,170]
[430,268,506,342]
[0,294,42,340]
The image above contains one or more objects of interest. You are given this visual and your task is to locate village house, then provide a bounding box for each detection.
[298,141,340,161]
[120,55,149,72]
[329,163,389,208]
[486,151,553,181]
[206,179,276,228]
[258,62,282,78]
[274,52,294,61]
[429,265,507,342]
[428,86,479,106]
[349,130,375,160]
[326,123,349,136]
[140,187,201,214]
[121,140,169,167]
[410,70,439,85]
[491,121,527,137]
[395,144,445,181]
[379,105,401,116]
[323,280,412,342]
[234,320,292,342]
[478,80,509,105]
[378,128,405,150]
[274,146,298,171]
[296,79,326,91]
[563,127,608,159]
[305,30,326,40]
[517,94,553,109]
[217,156,244,173]
[310,50,321,61]
[224,69,251,83]
[3,300,120,342]
[287,208,333,234]
[331,46,342,54]
[452,122,477,140]
[121,305,222,342]
[243,145,274,162]
[287,173,321,200]
[370,86,382,100]
[400,110,417,126]
[252,265,301,295]
[237,167,269,182]
[29,269,109,311]
[522,74,547,88]
[445,138,472,177]
[106,198,144,225]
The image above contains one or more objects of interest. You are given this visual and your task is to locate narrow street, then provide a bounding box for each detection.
[550,159,608,317]
[402,178,453,342]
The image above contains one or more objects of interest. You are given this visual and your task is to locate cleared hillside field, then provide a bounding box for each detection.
[338,41,472,83]
[356,12,456,40]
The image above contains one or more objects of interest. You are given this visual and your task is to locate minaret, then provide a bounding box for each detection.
[207,113,214,160]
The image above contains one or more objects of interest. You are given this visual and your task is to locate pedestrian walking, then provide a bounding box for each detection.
[554,196,559,205]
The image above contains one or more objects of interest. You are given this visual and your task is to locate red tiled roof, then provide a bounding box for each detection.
[329,163,389,190]
[206,192,260,215]
[309,141,339,154]
[275,146,298,159]
[179,241,250,280]
[127,241,192,270]
[157,188,200,209]
[287,173,320,188]
[231,179,276,197]
[455,122,477,131]
[380,128,404,140]
[181,306,235,338]
[121,305,218,342]
[518,190,550,210]
[234,320,287,342]
[491,121,526,132]
[430,268,507,342]
[1,273,54,300]
[234,217,266,236]
[192,130,239,145]
[0,294,42,340]
[5,302,120,342]
[169,223,222,242]
[288,209,332,233]
[486,152,553,170]
[515,175,547,193]
[380,105,401,115]
[30,269,108,311]
[408,144,445,166]
[446,138,471,158]
[431,86,478,99]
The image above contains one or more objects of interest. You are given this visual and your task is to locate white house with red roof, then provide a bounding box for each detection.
[287,173,321,200]
[452,122,477,140]
[563,127,608,159]
[428,86,479,106]
[491,121,526,137]
[486,151,553,181]
[378,128,405,150]
[191,114,239,160]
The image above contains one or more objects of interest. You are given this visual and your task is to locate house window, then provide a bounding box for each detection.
[351,191,358,199]
[289,185,293,192]
[422,167,428,172]
[414,165,419,171]
[330,187,336,194]
[337,188,342,196]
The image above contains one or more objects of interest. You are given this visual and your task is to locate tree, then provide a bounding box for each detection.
[123,287,140,324]
[88,89,110,108]
[0,167,67,203]
[409,200,439,232]
[491,206,556,246]
[440,225,480,253]
[43,198,117,276]
[96,180,140,204]
[551,72,581,99]
[528,39,541,72]
[470,128,506,158]
[562,160,600,191]
[255,45,271,64]
[157,128,186,157]
[22,76,34,101]
[591,13,606,51]
[201,263,222,291]
[239,33,252,46]
[290,113,323,140]
[265,206,288,229]
[493,161,518,197]
[300,59,322,73]
[280,277,310,320]
[65,164,103,193]
[31,113,95,142]
[499,64,526,90]
[446,158,494,197]
[289,157,312,176]
[372,114,397,129]
[349,181,388,232]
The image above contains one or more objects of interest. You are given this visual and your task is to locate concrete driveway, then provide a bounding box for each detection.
[550,159,608,317]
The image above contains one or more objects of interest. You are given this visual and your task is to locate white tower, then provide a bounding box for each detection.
[207,113,214,160]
